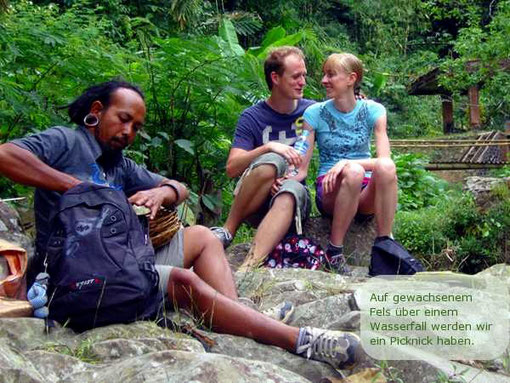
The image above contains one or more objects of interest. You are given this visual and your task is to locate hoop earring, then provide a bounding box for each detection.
[84,113,99,127]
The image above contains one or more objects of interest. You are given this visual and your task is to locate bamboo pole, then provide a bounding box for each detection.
[425,163,505,170]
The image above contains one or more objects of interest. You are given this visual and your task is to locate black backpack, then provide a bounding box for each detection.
[369,236,424,276]
[44,182,161,331]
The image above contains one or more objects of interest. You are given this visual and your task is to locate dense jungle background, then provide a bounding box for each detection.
[0,0,509,273]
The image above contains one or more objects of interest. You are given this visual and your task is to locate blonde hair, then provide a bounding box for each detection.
[323,53,363,88]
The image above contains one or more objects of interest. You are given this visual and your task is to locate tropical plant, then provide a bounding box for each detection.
[394,153,450,211]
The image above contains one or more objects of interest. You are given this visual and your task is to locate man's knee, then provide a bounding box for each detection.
[187,225,218,247]
[247,164,278,184]
[374,158,397,183]
[271,192,296,212]
[273,179,309,218]
[169,267,200,290]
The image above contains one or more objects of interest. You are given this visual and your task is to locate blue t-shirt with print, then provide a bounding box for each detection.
[303,99,386,176]
[232,99,315,150]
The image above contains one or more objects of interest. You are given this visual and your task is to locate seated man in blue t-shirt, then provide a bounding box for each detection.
[211,46,315,270]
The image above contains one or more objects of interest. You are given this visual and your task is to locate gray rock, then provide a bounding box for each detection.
[89,336,205,362]
[0,342,45,383]
[477,263,510,278]
[23,350,95,383]
[383,357,510,383]
[207,333,343,382]
[0,202,34,260]
[61,350,313,383]
[465,176,509,195]
[289,294,353,328]
[0,370,44,383]
[0,318,76,351]
[226,243,251,271]
[303,216,377,267]
[464,176,510,210]
[226,216,377,270]
[77,321,177,344]
[325,310,360,332]
[235,268,365,311]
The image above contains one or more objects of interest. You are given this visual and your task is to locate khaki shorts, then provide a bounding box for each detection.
[235,152,311,234]
[154,227,184,294]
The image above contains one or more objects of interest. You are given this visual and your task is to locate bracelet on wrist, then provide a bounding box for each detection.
[160,183,180,203]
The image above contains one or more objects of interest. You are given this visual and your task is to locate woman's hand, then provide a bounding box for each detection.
[323,160,348,194]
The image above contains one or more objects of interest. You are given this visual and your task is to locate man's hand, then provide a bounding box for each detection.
[128,188,168,220]
[322,160,348,194]
[266,142,302,168]
[270,176,287,196]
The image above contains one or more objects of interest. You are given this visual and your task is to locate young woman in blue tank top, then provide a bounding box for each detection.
[302,53,398,273]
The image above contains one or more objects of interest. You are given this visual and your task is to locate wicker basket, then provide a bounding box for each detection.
[148,208,182,249]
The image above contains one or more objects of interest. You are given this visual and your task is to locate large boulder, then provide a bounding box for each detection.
[2,267,510,383]
[303,215,377,267]
[464,176,510,210]
[227,215,377,270]
[234,268,366,310]
[62,350,313,383]
[207,333,341,382]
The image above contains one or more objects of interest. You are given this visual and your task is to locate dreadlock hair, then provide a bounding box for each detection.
[66,80,144,125]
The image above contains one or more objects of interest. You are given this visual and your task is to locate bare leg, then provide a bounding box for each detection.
[183,226,238,300]
[167,268,299,351]
[239,192,294,270]
[358,158,397,237]
[322,163,365,246]
[224,165,276,237]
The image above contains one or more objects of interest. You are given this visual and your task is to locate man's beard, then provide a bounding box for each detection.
[93,126,126,153]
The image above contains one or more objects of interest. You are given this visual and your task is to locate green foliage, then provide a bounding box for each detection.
[247,26,304,59]
[394,153,449,211]
[219,18,245,56]
[433,365,469,383]
[490,164,510,178]
[0,1,130,142]
[1,0,508,245]
[439,0,510,130]
[0,176,31,200]
[395,187,509,273]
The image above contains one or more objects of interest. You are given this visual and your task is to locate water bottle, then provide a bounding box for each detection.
[288,129,310,176]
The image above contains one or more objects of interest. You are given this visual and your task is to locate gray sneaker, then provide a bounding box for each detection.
[210,227,233,248]
[325,251,351,275]
[296,327,360,370]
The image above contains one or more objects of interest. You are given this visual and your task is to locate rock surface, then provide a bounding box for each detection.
[0,201,34,260]
[2,266,510,382]
[226,215,376,271]
[303,215,377,267]
[464,176,510,209]
[2,205,510,382]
